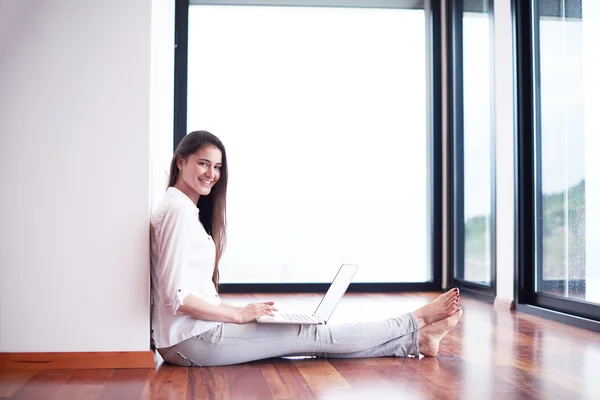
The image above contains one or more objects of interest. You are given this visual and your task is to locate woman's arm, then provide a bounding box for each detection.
[179,294,240,323]
[178,295,278,324]
[220,302,242,311]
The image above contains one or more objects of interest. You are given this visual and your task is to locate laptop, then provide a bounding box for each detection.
[256,263,358,325]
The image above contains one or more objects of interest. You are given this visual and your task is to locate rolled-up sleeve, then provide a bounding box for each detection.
[154,207,194,315]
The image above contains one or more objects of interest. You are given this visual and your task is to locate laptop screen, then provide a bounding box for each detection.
[314,264,358,321]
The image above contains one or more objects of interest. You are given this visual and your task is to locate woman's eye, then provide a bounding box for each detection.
[215,166,222,171]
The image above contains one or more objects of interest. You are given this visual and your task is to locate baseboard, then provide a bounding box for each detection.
[0,351,156,370]
[493,297,515,311]
[515,303,600,333]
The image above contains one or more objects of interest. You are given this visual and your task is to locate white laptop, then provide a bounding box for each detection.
[256,263,358,325]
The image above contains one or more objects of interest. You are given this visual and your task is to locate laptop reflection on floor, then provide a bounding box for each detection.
[256,263,358,325]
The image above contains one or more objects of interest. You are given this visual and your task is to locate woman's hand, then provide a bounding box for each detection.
[235,301,278,324]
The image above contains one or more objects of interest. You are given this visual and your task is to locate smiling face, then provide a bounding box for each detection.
[174,145,223,204]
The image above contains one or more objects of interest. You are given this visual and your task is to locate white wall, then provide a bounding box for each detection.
[493,0,516,302]
[150,0,175,212]
[0,0,174,352]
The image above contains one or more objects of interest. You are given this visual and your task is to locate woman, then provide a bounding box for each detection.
[151,130,462,367]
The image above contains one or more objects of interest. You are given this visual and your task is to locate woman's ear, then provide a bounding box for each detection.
[176,156,184,171]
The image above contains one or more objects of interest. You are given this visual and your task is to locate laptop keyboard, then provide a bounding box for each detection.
[280,313,321,322]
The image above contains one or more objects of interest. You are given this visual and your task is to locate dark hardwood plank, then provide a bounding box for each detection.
[294,359,351,398]
[371,357,454,400]
[9,370,72,400]
[0,370,36,398]
[329,358,412,399]
[493,364,576,400]
[221,365,272,400]
[141,365,188,400]
[185,363,272,400]
[49,369,112,400]
[96,369,149,400]
[186,366,228,400]
[260,359,314,399]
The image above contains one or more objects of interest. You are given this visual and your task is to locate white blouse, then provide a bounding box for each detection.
[150,186,222,348]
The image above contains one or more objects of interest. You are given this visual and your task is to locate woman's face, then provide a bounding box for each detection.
[177,145,223,199]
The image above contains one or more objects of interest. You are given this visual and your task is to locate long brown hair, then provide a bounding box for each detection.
[168,130,228,290]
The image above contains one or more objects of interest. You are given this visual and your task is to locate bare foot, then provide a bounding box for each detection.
[418,308,462,357]
[413,288,460,328]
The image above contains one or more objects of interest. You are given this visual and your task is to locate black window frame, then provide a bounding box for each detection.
[174,0,444,293]
[447,0,497,301]
[513,0,600,332]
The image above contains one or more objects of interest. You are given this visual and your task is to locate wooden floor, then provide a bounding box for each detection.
[2,292,600,400]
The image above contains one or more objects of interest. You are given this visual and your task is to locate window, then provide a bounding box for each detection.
[536,0,600,306]
[175,0,443,289]
[449,0,495,294]
[515,0,600,325]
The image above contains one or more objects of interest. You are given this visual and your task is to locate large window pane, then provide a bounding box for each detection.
[186,5,431,283]
[536,0,600,304]
[452,0,494,288]
[462,3,492,285]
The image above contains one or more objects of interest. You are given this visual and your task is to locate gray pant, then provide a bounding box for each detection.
[158,313,420,366]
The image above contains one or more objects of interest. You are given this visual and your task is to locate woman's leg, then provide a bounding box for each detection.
[159,289,462,366]
[160,313,419,367]
[284,334,419,360]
